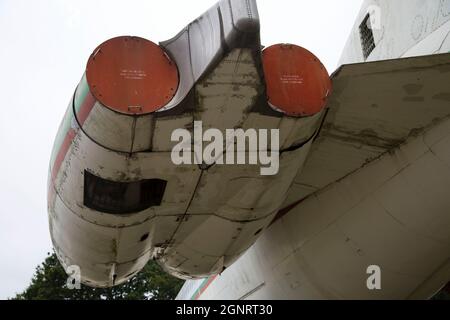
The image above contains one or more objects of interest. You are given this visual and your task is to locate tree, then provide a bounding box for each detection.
[13,252,184,300]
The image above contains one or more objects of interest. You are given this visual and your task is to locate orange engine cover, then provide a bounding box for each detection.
[262,44,332,117]
[86,36,179,115]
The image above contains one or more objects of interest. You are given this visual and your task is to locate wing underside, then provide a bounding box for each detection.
[285,53,450,207]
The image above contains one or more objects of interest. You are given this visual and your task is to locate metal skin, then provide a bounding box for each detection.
[177,0,450,300]
[48,0,331,287]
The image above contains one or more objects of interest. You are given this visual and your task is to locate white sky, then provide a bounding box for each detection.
[0,0,363,299]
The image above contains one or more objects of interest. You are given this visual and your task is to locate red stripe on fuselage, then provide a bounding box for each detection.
[50,91,96,183]
[51,128,77,182]
[194,275,218,300]
[77,90,97,125]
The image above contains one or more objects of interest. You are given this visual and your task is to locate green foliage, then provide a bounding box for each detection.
[13,252,184,300]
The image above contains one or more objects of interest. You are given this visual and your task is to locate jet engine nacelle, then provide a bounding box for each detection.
[48,0,331,287]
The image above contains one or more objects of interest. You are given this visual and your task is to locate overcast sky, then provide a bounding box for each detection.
[0,0,363,299]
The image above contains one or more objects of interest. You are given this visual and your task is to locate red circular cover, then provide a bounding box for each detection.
[86,36,179,115]
[262,44,331,117]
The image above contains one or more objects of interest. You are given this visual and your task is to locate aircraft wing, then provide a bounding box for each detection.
[177,52,450,300]
[285,53,450,207]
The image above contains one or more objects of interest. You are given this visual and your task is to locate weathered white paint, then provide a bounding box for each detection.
[180,105,450,301]
[339,0,450,65]
[178,0,450,300]
[48,0,327,287]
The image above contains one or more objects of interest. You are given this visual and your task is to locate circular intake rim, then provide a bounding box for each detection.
[262,44,331,117]
[86,36,179,115]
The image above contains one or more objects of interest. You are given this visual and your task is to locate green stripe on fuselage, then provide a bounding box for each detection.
[49,75,89,169]
[190,277,210,300]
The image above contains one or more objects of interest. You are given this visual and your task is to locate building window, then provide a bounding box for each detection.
[84,170,166,214]
[359,13,376,60]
